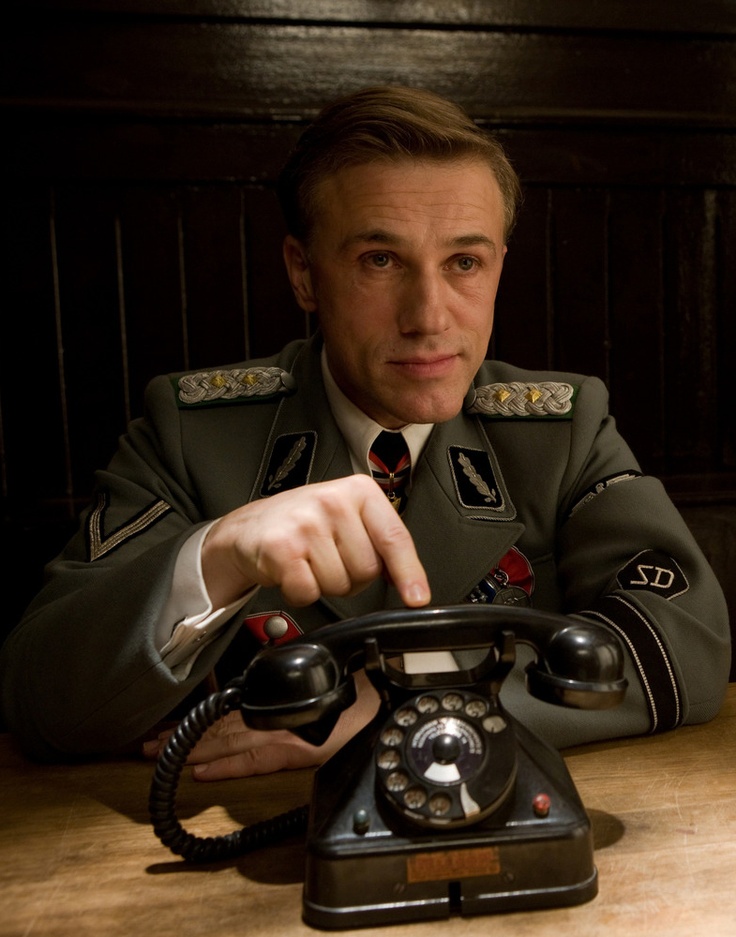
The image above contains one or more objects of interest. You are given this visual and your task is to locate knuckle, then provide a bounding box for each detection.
[225,732,246,754]
[246,746,285,776]
[282,579,321,607]
[381,519,411,550]
[325,574,355,598]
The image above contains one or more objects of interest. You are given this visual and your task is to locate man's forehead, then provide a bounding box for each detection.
[322,156,499,194]
[313,157,504,238]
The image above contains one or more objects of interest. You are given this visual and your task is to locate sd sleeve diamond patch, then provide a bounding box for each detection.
[617,550,689,600]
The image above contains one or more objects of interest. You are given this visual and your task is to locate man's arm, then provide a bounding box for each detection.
[0,375,429,762]
[497,375,730,748]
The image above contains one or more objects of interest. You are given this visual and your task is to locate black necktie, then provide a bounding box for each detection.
[369,431,411,513]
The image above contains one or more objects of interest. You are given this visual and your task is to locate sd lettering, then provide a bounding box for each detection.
[631,564,676,590]
[617,550,688,601]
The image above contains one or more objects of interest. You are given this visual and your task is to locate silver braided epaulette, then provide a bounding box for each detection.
[176,367,296,406]
[465,381,576,418]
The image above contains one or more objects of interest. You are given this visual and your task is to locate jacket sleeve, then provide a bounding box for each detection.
[500,374,731,748]
[0,375,243,761]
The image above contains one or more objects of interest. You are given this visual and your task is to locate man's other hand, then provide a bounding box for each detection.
[143,669,380,780]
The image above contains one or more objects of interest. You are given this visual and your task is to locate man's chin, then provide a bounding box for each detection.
[387,395,465,427]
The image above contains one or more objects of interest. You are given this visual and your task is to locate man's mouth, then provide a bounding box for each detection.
[389,354,459,378]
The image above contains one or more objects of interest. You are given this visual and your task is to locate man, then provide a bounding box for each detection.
[0,86,729,778]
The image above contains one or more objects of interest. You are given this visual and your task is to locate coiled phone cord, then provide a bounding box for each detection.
[148,685,309,863]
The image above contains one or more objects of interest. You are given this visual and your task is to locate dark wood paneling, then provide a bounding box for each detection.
[2,0,735,630]
[1,186,68,507]
[3,21,736,128]
[13,0,736,33]
[717,191,736,472]
[491,186,551,371]
[119,186,189,416]
[180,186,249,367]
[52,186,129,488]
[549,189,611,380]
[242,185,309,357]
[607,189,667,468]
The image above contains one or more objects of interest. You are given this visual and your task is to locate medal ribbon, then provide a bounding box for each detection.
[368,431,411,513]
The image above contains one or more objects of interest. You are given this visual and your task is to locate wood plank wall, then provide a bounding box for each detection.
[2,1,735,629]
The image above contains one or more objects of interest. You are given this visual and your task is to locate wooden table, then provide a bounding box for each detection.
[2,685,734,937]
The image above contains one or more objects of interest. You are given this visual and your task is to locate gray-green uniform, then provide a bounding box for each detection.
[0,335,730,760]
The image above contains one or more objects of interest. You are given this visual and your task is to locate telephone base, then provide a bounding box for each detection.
[303,717,598,930]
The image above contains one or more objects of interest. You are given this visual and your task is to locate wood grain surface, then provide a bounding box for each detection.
[1,684,733,937]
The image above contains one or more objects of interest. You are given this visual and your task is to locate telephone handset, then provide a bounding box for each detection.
[150,604,627,928]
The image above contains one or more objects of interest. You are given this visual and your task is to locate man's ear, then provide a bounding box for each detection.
[283,235,318,313]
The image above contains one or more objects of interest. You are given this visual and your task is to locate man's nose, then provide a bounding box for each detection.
[398,270,451,334]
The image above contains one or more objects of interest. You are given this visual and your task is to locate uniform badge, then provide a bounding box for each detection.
[466,546,535,606]
[617,550,689,600]
[242,610,303,646]
[568,471,642,518]
[466,381,577,419]
[448,445,505,511]
[174,367,296,408]
[86,490,173,561]
[260,431,316,497]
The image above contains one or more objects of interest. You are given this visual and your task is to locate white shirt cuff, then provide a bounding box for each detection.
[159,522,256,679]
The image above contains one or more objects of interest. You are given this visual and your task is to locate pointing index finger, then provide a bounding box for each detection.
[361,493,431,608]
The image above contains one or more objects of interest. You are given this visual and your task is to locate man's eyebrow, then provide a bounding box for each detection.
[340,229,404,249]
[452,233,497,251]
[340,230,498,252]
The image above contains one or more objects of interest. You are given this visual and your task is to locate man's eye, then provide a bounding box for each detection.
[455,256,477,272]
[367,253,392,268]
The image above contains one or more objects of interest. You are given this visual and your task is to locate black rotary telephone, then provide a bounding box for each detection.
[149,604,627,929]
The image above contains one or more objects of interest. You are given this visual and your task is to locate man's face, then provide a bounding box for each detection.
[283,158,507,428]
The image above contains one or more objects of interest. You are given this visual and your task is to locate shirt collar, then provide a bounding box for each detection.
[320,347,433,474]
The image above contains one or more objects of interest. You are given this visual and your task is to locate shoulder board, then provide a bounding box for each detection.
[173,367,296,408]
[465,381,578,419]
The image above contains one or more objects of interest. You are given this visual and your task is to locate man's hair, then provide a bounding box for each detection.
[277,85,522,243]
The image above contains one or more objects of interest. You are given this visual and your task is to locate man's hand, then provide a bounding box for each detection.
[201,473,431,609]
[148,475,431,779]
[143,670,381,780]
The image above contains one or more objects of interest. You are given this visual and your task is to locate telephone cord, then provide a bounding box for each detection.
[148,686,309,863]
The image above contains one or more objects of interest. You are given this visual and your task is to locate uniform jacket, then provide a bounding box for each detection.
[1,335,730,759]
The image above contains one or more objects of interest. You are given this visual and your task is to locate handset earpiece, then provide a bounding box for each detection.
[238,642,356,745]
[524,620,627,709]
